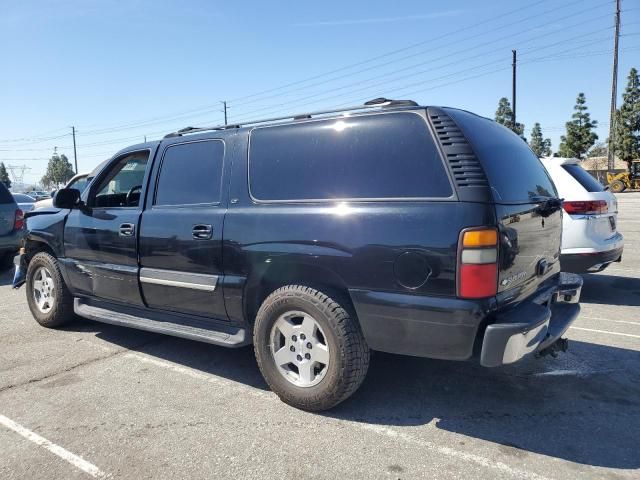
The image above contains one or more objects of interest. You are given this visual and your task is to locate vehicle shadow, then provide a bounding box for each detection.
[580,273,640,307]
[328,341,640,470]
[65,316,640,470]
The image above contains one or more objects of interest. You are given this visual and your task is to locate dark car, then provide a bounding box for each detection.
[0,183,25,269]
[13,99,582,411]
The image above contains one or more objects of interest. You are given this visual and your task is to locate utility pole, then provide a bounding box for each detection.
[221,101,228,125]
[512,49,517,128]
[71,126,78,174]
[144,135,147,143]
[607,0,621,172]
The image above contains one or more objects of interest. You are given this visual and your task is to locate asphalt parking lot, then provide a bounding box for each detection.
[0,194,638,480]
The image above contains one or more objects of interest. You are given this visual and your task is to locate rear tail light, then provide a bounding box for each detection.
[14,209,24,230]
[563,200,608,215]
[458,228,498,299]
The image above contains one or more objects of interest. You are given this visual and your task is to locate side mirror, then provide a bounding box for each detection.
[50,190,57,198]
[53,188,81,209]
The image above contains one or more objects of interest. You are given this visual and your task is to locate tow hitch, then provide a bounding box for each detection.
[536,338,569,358]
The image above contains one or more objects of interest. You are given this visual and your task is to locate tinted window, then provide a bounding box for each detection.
[562,164,604,192]
[448,109,557,203]
[249,112,452,201]
[0,183,13,204]
[12,194,35,203]
[155,140,224,206]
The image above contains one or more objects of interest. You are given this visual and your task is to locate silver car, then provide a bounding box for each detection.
[12,193,37,213]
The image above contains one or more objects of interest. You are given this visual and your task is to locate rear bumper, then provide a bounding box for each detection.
[480,272,583,367]
[560,245,623,273]
[0,229,25,253]
[351,272,582,366]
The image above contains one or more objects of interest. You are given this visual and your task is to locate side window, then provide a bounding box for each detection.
[249,112,453,201]
[155,140,224,206]
[92,152,149,208]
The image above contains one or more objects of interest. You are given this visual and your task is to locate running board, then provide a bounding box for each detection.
[74,298,249,347]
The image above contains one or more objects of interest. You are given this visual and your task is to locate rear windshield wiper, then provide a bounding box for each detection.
[532,196,563,217]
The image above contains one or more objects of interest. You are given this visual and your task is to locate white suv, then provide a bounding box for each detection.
[541,157,624,273]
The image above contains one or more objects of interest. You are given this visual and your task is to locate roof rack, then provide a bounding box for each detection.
[163,97,419,138]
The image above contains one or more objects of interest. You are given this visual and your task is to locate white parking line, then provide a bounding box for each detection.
[356,424,553,480]
[126,352,270,398]
[580,315,640,326]
[0,414,106,478]
[570,326,640,339]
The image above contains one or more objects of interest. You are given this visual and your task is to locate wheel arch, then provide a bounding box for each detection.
[243,261,356,326]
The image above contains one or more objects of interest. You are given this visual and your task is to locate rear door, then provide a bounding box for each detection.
[446,109,562,302]
[138,138,228,320]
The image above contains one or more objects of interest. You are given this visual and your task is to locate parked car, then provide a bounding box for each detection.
[541,157,624,273]
[12,193,36,213]
[27,191,51,201]
[0,182,25,269]
[14,99,582,411]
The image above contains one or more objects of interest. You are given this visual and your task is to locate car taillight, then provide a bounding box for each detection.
[457,228,498,299]
[14,209,24,230]
[563,200,608,215]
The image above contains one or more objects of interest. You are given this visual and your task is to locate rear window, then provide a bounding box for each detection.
[249,112,453,201]
[0,183,13,204]
[562,164,605,192]
[447,109,557,203]
[12,194,35,203]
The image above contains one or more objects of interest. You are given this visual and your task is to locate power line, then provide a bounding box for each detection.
[0,0,567,141]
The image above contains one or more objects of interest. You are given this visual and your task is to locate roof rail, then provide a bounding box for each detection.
[163,98,419,138]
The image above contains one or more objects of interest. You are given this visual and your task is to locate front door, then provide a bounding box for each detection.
[64,150,152,306]
[138,139,228,320]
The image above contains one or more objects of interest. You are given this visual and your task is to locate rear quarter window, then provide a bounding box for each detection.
[0,183,14,204]
[447,109,557,203]
[562,164,605,192]
[249,112,453,201]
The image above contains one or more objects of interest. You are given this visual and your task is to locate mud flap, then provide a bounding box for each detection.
[12,253,26,289]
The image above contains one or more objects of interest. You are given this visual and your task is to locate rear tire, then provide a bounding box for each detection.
[26,252,75,328]
[254,285,370,411]
[610,180,626,193]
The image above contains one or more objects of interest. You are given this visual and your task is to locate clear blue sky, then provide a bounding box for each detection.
[1,0,638,186]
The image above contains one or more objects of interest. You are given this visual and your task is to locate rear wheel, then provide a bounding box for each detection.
[26,252,75,328]
[254,285,370,411]
[609,180,626,193]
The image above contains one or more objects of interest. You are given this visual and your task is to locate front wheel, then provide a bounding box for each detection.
[25,252,75,328]
[609,180,626,193]
[254,285,370,411]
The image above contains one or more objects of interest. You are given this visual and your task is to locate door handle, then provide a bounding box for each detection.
[192,224,213,240]
[119,223,136,237]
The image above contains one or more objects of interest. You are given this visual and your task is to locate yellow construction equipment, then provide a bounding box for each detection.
[607,160,640,193]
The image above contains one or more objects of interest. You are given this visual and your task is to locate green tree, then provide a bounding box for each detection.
[612,67,640,170]
[558,93,598,159]
[41,153,75,188]
[494,97,525,138]
[529,123,552,157]
[587,142,608,158]
[0,162,11,189]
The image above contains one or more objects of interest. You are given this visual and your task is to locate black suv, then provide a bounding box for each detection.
[14,99,582,411]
